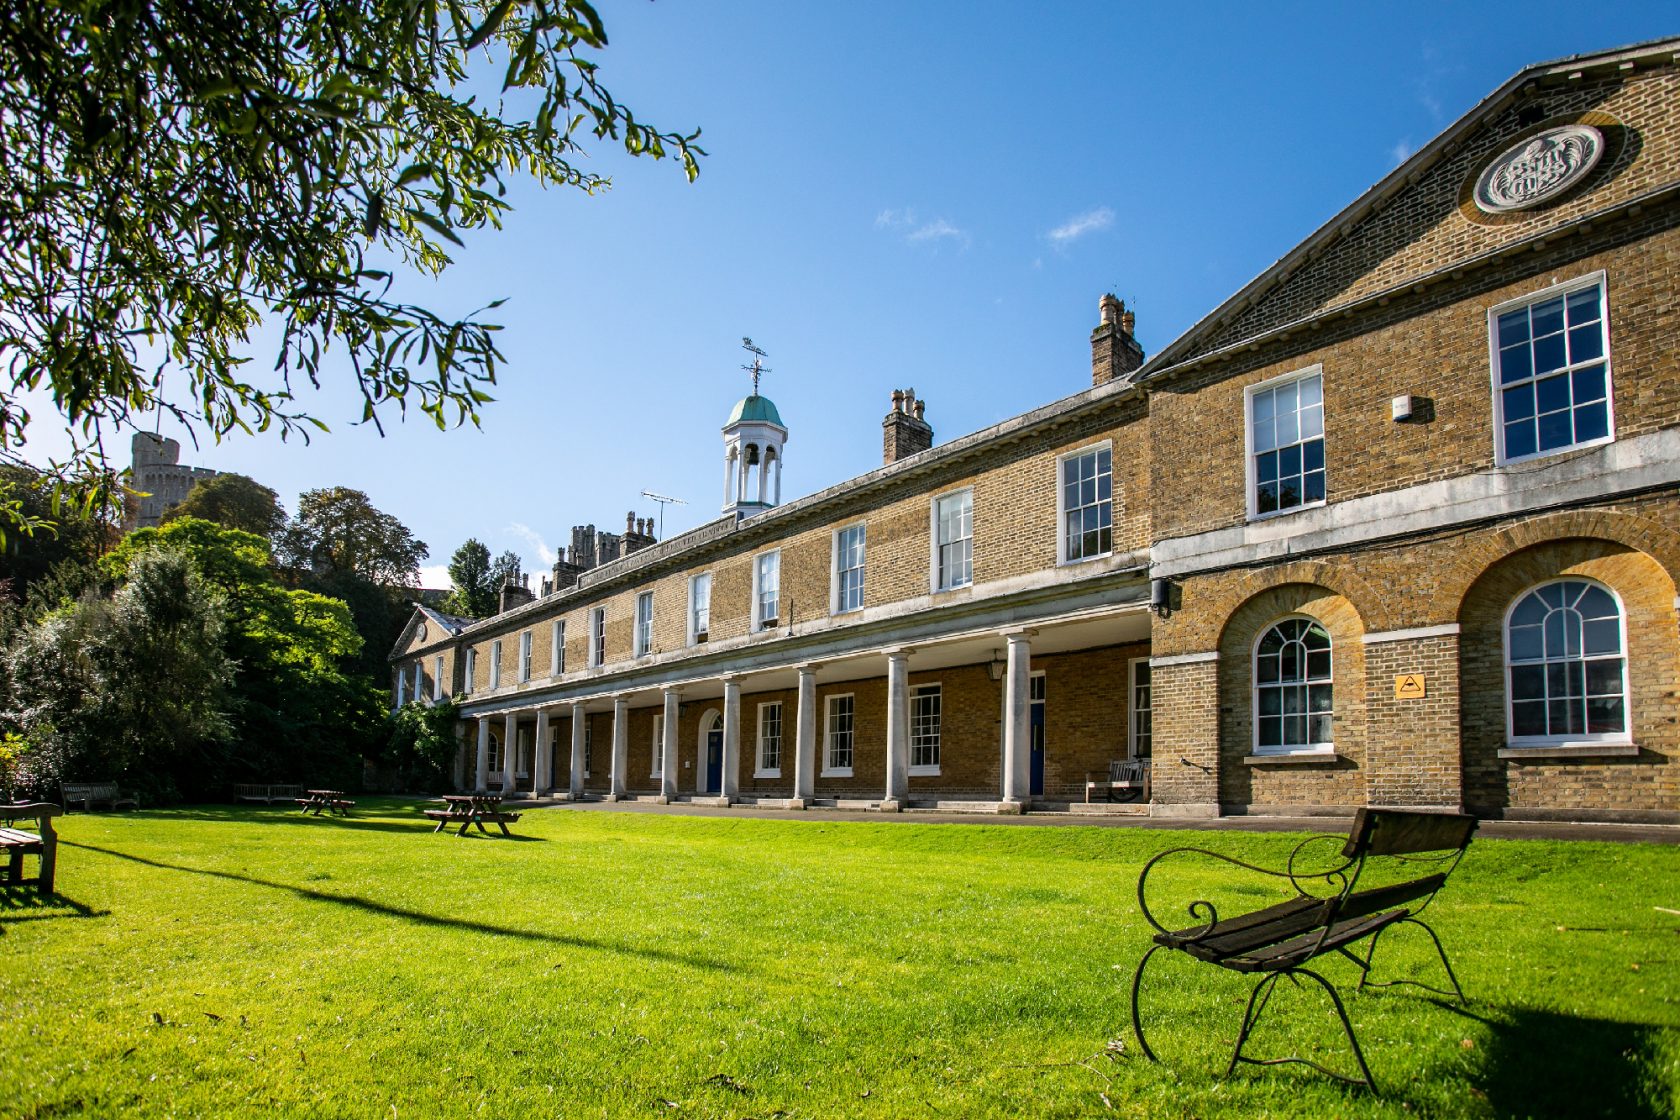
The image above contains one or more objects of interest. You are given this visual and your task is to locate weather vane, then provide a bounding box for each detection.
[741,337,770,396]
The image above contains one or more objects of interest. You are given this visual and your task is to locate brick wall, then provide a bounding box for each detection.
[1363,634,1463,809]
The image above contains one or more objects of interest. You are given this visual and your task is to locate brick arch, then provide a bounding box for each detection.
[1449,509,1680,620]
[1211,562,1375,647]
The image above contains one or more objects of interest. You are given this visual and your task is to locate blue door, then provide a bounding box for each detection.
[1029,675,1046,796]
[705,729,724,793]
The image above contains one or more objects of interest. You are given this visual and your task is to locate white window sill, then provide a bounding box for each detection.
[1243,750,1341,765]
[754,769,782,779]
[821,768,853,778]
[1499,742,1637,760]
[1057,551,1113,568]
[909,765,941,777]
[933,583,972,595]
[1249,499,1327,524]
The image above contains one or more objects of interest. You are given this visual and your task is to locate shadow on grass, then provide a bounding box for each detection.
[0,889,110,931]
[1433,999,1672,1119]
[145,806,449,837]
[65,841,732,973]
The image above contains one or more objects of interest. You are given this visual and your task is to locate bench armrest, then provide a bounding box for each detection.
[3,801,63,820]
[1136,834,1357,945]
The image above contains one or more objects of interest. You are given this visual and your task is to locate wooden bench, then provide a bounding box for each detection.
[1,802,61,896]
[426,795,522,837]
[61,782,138,812]
[234,783,303,804]
[1129,807,1478,1093]
[1085,758,1150,803]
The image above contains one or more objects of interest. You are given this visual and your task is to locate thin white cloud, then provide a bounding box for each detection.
[875,207,970,250]
[906,218,970,248]
[506,522,555,566]
[1047,206,1114,247]
[1390,138,1417,166]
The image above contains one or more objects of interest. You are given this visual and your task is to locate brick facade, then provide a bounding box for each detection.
[399,41,1680,824]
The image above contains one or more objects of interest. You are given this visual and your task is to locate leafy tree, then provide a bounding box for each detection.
[162,472,286,539]
[278,487,427,586]
[379,697,462,792]
[0,465,112,601]
[5,548,234,800]
[0,0,702,530]
[104,518,384,792]
[443,538,521,617]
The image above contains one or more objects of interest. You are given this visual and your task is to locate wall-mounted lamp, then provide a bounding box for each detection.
[1150,578,1181,620]
[986,650,1006,682]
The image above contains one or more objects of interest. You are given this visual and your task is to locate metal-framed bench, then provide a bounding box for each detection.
[61,782,138,812]
[1086,758,1150,803]
[1129,807,1477,1093]
[1,802,61,896]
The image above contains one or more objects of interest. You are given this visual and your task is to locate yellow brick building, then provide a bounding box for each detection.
[393,39,1680,825]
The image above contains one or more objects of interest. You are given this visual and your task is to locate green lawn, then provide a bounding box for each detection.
[2,802,1676,1119]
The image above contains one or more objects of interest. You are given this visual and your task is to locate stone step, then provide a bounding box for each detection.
[905,800,1016,814]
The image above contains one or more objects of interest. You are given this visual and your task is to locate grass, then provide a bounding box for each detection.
[1,801,1677,1119]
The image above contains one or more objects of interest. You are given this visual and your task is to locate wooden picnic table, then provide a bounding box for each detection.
[425,794,522,837]
[296,789,354,817]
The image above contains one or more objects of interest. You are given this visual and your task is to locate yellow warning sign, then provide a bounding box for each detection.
[1394,674,1426,700]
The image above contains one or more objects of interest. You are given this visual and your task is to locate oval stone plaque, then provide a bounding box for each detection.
[1473,125,1604,214]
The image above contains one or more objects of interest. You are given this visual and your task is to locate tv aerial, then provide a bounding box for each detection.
[640,490,687,539]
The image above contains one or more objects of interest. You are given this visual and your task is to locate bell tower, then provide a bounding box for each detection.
[722,338,788,517]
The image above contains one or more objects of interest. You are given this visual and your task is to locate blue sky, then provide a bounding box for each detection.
[23,4,1678,587]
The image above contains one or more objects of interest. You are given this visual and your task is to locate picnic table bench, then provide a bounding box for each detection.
[1,802,61,896]
[61,781,138,812]
[1129,807,1477,1093]
[1086,758,1150,803]
[425,794,521,837]
[235,783,303,805]
[296,789,355,817]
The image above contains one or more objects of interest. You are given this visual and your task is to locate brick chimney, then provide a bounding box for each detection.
[883,388,933,464]
[622,511,656,555]
[498,568,535,614]
[1091,294,1144,386]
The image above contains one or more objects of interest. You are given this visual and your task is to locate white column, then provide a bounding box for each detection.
[723,453,734,509]
[534,708,552,794]
[721,678,741,803]
[757,455,770,503]
[772,454,783,504]
[660,688,681,801]
[474,718,490,792]
[737,453,748,504]
[794,663,817,804]
[610,695,629,799]
[569,702,587,799]
[1002,632,1032,805]
[885,650,911,808]
[502,711,519,794]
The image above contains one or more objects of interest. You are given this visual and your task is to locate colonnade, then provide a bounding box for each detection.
[467,630,1039,808]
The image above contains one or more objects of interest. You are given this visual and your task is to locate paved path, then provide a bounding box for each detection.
[522,796,1679,844]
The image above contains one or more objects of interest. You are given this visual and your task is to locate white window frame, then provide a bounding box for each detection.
[1251,616,1335,756]
[832,522,867,614]
[1244,364,1327,522]
[823,693,855,777]
[1128,657,1151,759]
[464,649,476,695]
[486,731,503,776]
[412,661,423,703]
[518,630,533,683]
[688,572,712,646]
[909,683,941,776]
[651,713,665,778]
[1489,271,1614,467]
[755,701,783,778]
[931,488,974,592]
[490,640,503,689]
[589,607,606,668]
[635,591,654,658]
[755,549,782,631]
[1057,440,1114,565]
[1502,577,1631,749]
[434,656,445,702]
[395,668,407,707]
[551,620,564,676]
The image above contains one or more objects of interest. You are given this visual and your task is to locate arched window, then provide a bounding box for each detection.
[1254,617,1333,753]
[1505,579,1627,743]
